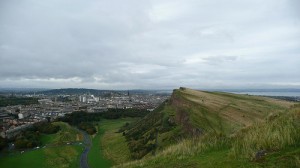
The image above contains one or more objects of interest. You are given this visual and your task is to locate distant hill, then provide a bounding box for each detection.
[37,88,114,96]
[37,88,171,96]
[123,87,295,159]
[0,88,48,94]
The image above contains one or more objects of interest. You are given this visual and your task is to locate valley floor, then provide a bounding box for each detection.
[88,118,137,168]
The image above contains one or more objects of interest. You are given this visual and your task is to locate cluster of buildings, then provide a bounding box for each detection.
[0,92,169,138]
[79,95,99,103]
[0,102,76,138]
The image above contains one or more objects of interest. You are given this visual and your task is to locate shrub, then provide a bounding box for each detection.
[78,122,96,135]
[33,122,60,134]
[0,137,7,150]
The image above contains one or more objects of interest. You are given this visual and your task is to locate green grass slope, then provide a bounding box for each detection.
[88,118,136,168]
[123,88,295,159]
[0,122,84,168]
[116,100,300,168]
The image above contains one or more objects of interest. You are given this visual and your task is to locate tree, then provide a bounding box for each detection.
[0,137,7,150]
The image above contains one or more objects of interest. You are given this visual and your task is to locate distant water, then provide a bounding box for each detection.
[230,91,300,97]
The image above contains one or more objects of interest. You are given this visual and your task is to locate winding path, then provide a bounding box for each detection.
[77,129,92,168]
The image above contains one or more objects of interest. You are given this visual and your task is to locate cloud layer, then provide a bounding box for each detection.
[0,0,299,89]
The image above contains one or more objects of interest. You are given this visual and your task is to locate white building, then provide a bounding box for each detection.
[79,95,99,103]
[38,99,53,105]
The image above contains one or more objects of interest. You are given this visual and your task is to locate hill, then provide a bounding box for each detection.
[37,88,171,96]
[37,88,114,96]
[122,87,295,159]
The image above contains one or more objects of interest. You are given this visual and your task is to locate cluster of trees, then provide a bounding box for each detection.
[0,96,38,107]
[58,111,99,135]
[102,108,149,119]
[14,130,40,149]
[33,122,60,134]
[13,122,60,149]
[0,122,60,151]
[78,122,97,135]
[58,108,149,135]
[59,111,101,125]
[0,137,7,150]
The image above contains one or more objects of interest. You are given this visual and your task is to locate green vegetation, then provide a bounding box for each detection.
[116,106,300,168]
[0,147,45,168]
[113,88,300,168]
[59,111,102,125]
[88,123,112,168]
[2,89,298,168]
[230,106,300,159]
[14,130,40,149]
[100,118,136,165]
[88,118,136,167]
[39,133,56,145]
[78,122,97,135]
[34,122,60,134]
[0,96,38,107]
[58,109,148,136]
[11,122,61,149]
[0,122,83,168]
[123,88,295,159]
[0,137,7,150]
[44,145,82,168]
[0,145,83,168]
[60,109,148,125]
[101,109,149,119]
[51,122,83,144]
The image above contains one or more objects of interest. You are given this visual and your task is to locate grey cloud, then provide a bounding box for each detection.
[0,0,299,89]
[201,56,238,65]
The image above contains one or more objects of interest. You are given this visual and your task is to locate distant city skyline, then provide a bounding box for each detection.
[1,0,299,89]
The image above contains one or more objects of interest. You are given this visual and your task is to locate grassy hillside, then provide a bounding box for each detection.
[0,122,84,168]
[115,89,300,168]
[116,105,300,168]
[101,118,136,164]
[123,88,295,159]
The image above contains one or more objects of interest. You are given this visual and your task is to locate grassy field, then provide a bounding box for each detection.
[101,118,136,164]
[39,122,83,146]
[0,122,84,168]
[88,124,112,168]
[88,118,136,168]
[44,145,83,168]
[0,148,45,168]
[52,122,83,144]
[40,133,56,145]
[0,143,83,168]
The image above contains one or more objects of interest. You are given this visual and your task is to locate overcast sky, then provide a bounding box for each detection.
[0,0,299,90]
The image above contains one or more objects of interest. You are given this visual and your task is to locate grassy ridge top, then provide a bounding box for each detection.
[123,88,295,159]
[116,89,300,168]
[179,88,294,132]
